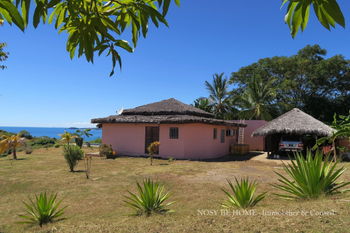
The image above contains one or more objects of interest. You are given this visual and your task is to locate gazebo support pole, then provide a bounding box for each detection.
[267,135,271,158]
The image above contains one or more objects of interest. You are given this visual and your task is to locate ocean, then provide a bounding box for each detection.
[0,126,102,141]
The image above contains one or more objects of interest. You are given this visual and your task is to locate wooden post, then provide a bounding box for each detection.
[332,140,337,162]
[84,154,92,179]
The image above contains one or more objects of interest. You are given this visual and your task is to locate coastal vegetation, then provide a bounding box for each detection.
[0,130,55,157]
[0,129,101,158]
[88,137,102,144]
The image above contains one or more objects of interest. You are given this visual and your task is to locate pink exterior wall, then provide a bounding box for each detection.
[102,124,146,156]
[102,123,238,159]
[181,124,237,159]
[233,120,267,151]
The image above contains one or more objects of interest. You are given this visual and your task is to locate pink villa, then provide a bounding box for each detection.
[91,98,246,159]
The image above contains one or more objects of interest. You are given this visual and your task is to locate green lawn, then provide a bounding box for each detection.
[1,148,350,233]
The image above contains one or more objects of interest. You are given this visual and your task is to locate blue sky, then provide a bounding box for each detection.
[1,0,350,127]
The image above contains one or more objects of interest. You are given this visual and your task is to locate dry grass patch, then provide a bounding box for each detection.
[0,148,350,232]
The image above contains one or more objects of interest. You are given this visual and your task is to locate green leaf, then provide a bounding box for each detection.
[0,7,13,24]
[301,3,310,31]
[162,0,171,16]
[322,0,345,28]
[115,40,134,53]
[33,2,44,28]
[314,3,330,30]
[21,0,30,27]
[131,19,139,47]
[284,1,297,29]
[291,3,303,37]
[0,0,25,31]
[283,0,346,38]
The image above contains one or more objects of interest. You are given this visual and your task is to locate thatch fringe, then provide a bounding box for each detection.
[91,98,245,127]
[92,114,245,127]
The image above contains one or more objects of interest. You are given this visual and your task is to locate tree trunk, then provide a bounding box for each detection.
[13,147,17,160]
[75,138,84,148]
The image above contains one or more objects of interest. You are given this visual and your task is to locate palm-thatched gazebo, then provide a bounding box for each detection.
[252,108,335,156]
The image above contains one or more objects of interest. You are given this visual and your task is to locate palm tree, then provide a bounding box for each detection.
[0,134,25,160]
[74,129,93,148]
[237,76,277,120]
[59,131,77,145]
[193,97,213,113]
[205,73,231,119]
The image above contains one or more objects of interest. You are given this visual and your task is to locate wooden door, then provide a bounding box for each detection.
[145,126,160,154]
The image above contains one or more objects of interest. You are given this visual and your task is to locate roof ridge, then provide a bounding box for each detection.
[121,98,214,118]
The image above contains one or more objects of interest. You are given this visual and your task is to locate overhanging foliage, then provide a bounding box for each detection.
[0,0,180,76]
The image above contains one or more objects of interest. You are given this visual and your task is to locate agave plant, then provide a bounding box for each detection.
[273,150,350,200]
[124,178,174,216]
[221,177,266,209]
[19,192,67,227]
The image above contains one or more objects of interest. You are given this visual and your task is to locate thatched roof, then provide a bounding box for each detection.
[252,108,335,137]
[122,98,214,118]
[91,98,245,127]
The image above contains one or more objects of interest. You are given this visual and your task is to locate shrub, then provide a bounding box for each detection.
[54,144,60,148]
[147,141,160,165]
[19,130,33,139]
[25,145,33,154]
[18,192,67,227]
[89,138,102,144]
[30,137,56,149]
[63,145,84,172]
[273,150,350,200]
[221,177,266,209]
[0,130,14,137]
[99,144,114,159]
[124,178,174,216]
